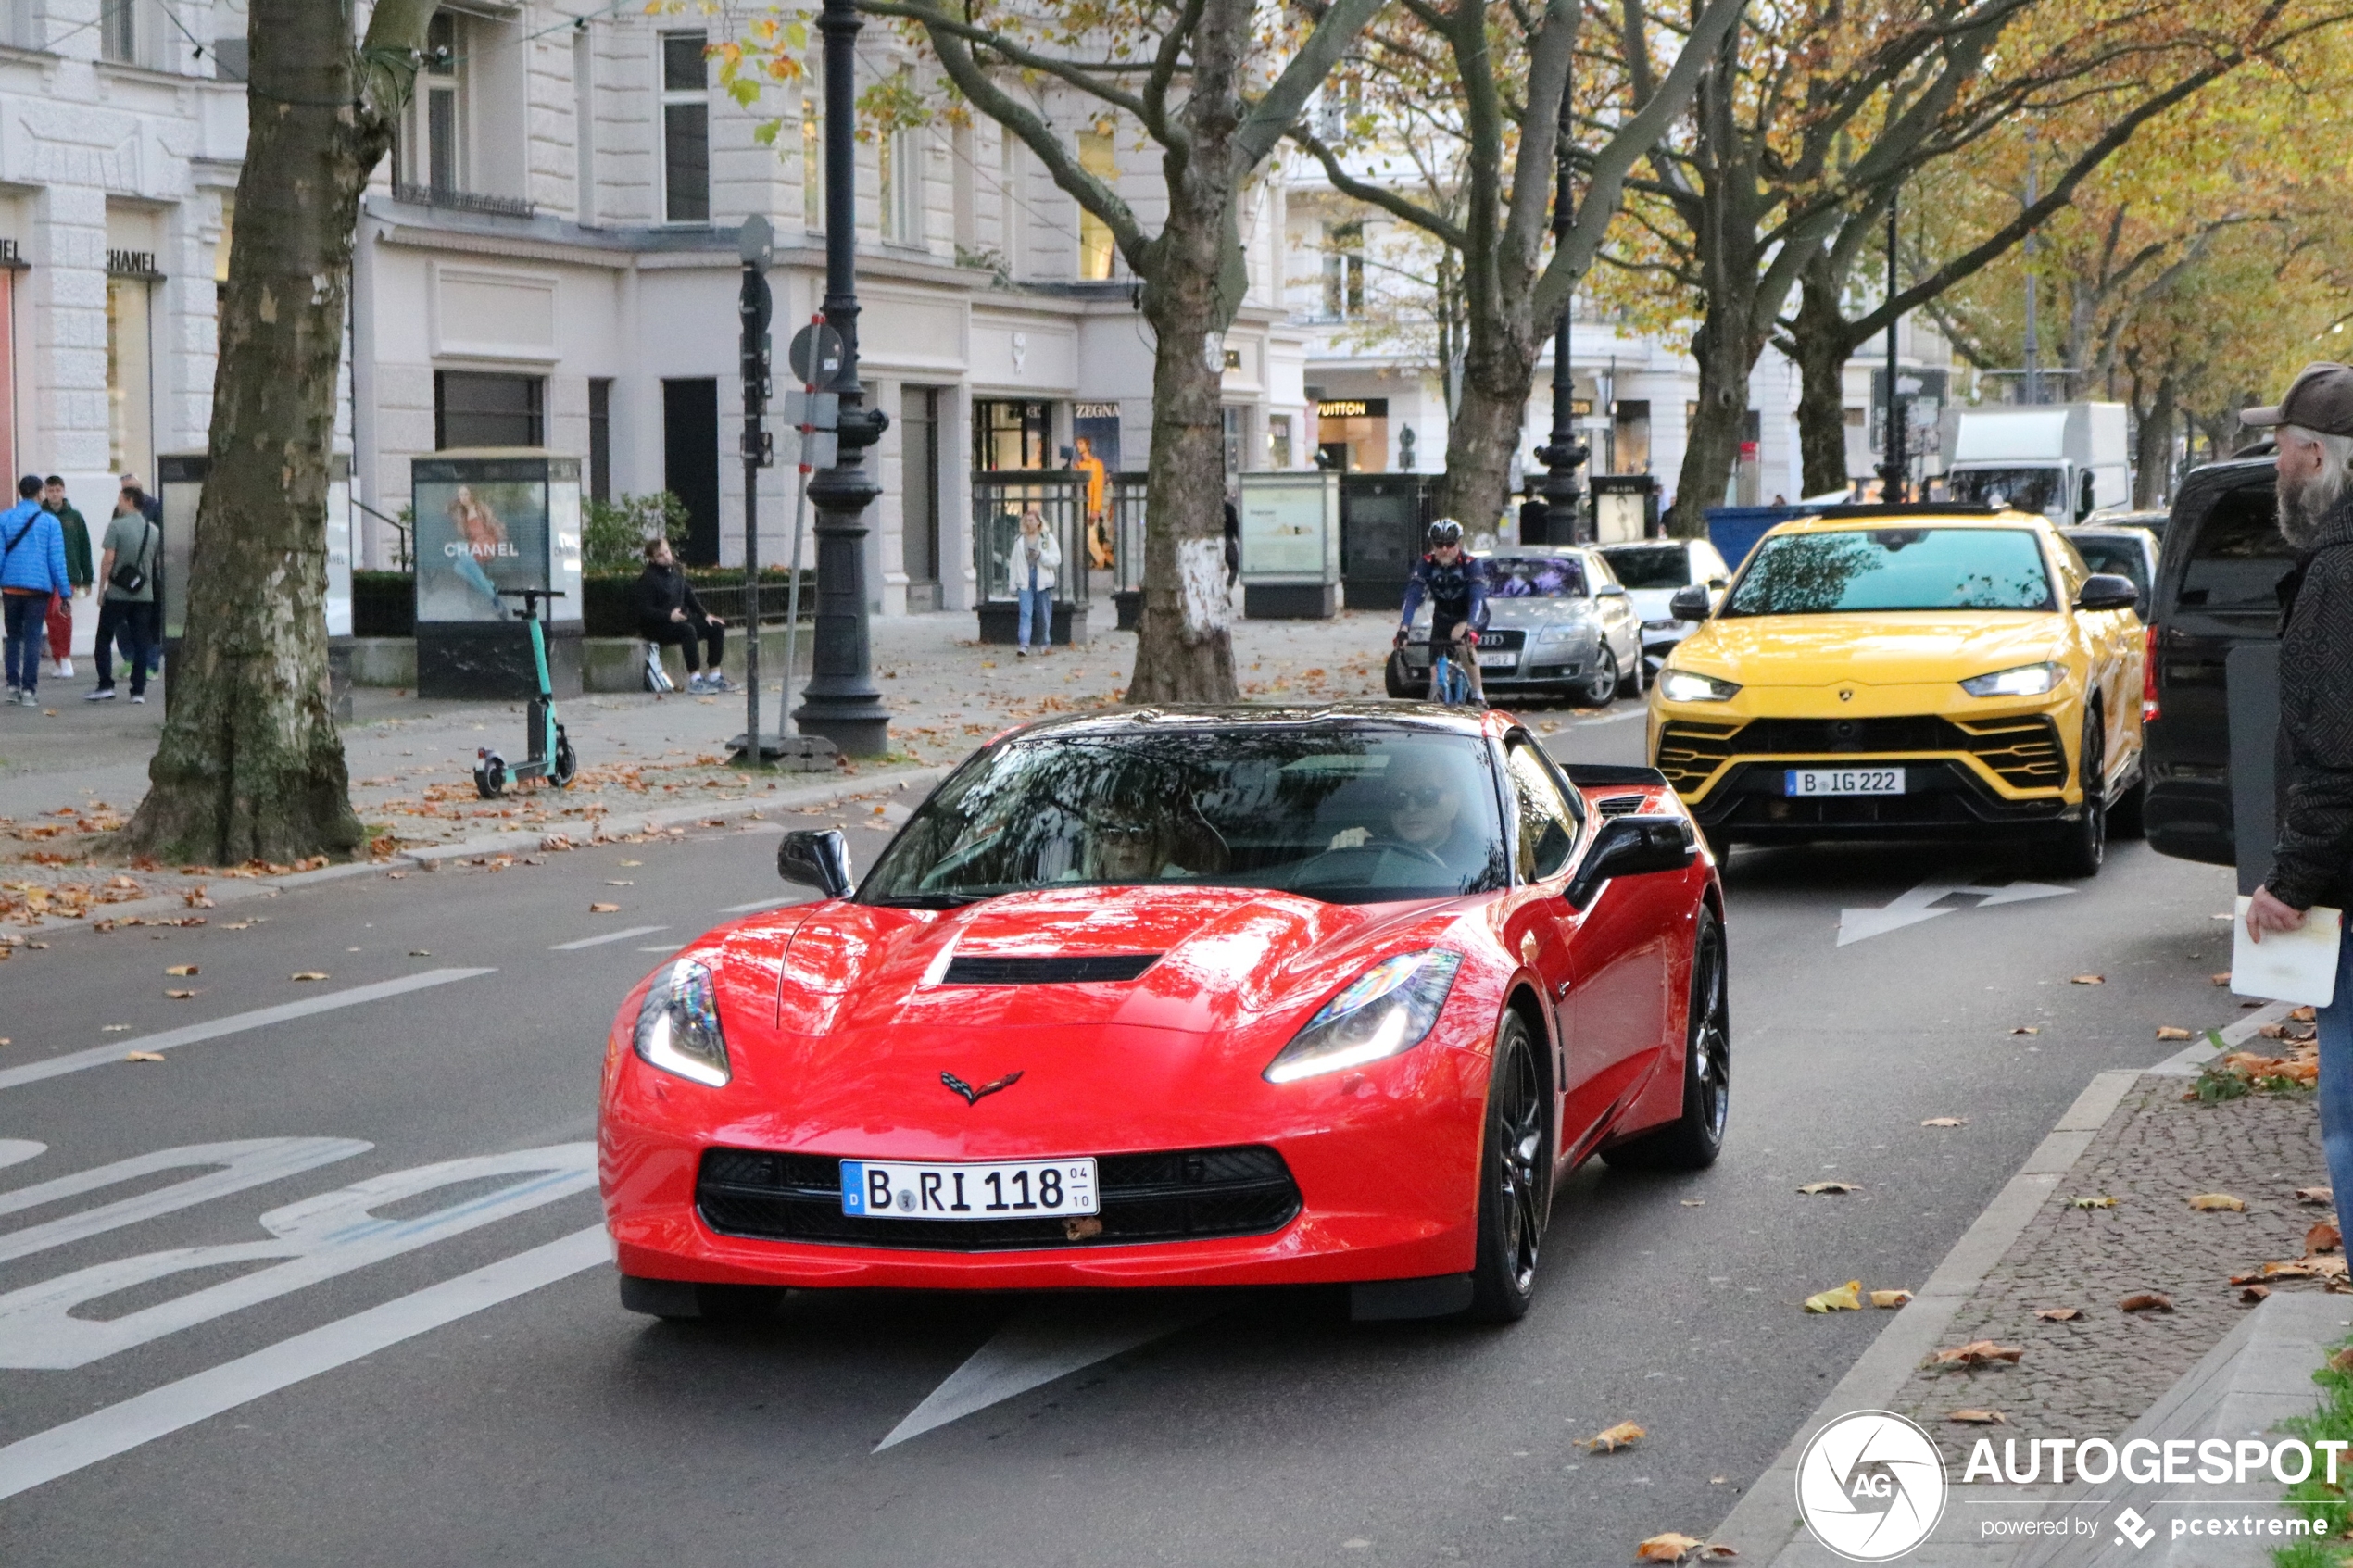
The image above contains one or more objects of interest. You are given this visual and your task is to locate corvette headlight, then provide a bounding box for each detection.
[1264,950,1462,1084]
[1960,662,2063,698]
[633,959,730,1086]
[1659,670,1741,703]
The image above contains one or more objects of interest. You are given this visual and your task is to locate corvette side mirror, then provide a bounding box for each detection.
[1668,584,1712,621]
[777,829,854,898]
[2074,573,2138,613]
[1564,815,1696,910]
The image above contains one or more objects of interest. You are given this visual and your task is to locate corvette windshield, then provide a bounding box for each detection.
[858,727,1509,906]
[1723,528,2055,616]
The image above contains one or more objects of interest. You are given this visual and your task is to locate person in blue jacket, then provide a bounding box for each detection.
[1393,518,1491,702]
[1,474,69,706]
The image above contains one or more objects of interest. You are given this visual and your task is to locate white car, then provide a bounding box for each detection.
[1597,539,1733,679]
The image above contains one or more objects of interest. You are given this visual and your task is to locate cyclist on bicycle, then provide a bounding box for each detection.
[1394,518,1490,703]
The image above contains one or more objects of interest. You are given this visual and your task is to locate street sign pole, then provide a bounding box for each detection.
[737,215,775,765]
[781,315,842,736]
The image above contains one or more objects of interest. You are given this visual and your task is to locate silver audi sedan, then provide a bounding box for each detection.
[1390,549,1646,705]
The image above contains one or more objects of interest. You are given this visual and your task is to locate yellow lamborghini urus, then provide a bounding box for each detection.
[1647,507,2146,876]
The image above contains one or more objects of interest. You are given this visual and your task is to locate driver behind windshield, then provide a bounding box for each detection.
[1322,748,1491,885]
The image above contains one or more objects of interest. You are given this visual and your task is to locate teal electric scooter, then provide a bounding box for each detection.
[474,588,577,798]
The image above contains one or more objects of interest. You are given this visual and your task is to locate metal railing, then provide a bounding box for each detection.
[1110,472,1148,595]
[392,183,537,220]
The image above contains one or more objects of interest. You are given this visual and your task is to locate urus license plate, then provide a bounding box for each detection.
[840,1157,1100,1220]
[1785,768,1906,797]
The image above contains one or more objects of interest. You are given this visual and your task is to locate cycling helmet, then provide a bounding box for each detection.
[1427,518,1465,549]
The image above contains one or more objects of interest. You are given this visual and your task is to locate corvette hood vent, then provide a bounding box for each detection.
[941,953,1161,985]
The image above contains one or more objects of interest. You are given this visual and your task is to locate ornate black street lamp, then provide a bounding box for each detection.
[1531,104,1587,544]
[792,0,891,755]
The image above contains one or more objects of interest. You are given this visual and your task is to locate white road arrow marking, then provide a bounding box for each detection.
[0,1140,44,1171]
[875,1296,1220,1452]
[1836,874,2075,947]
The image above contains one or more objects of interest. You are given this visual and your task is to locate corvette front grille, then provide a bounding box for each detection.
[1655,715,2065,795]
[696,1145,1302,1251]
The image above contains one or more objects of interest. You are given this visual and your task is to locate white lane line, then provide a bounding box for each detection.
[0,969,497,1094]
[721,896,803,914]
[550,925,668,951]
[636,945,679,953]
[875,1296,1220,1452]
[0,1224,609,1502]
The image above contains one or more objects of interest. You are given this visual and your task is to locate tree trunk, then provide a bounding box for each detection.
[2133,374,2177,508]
[1664,306,1762,539]
[1790,260,1860,497]
[1435,330,1539,533]
[1126,0,1246,705]
[119,0,437,864]
[1128,255,1238,704]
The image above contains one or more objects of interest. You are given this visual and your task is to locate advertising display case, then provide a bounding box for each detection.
[411,450,585,700]
[971,470,1090,646]
[1238,470,1340,619]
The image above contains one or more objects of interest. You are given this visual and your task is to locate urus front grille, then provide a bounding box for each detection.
[1656,715,2065,794]
[940,954,1160,985]
[696,1145,1302,1251]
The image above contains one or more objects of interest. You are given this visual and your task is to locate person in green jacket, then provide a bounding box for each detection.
[42,476,89,679]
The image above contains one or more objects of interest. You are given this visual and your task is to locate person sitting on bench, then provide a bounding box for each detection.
[633,535,731,694]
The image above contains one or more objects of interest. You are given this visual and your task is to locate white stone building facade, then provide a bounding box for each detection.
[0,0,1319,622]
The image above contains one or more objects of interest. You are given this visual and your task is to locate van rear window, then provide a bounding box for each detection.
[2178,489,2291,611]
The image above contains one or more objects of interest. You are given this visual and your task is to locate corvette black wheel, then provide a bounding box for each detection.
[1466,1012,1548,1322]
[1601,905,1730,1171]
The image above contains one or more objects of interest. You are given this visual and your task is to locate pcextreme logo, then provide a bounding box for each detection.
[1796,1411,1949,1562]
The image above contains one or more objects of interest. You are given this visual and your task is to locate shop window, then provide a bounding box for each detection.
[1266,414,1293,470]
[1612,399,1651,474]
[974,399,1052,470]
[661,32,711,223]
[107,271,156,482]
[434,371,544,450]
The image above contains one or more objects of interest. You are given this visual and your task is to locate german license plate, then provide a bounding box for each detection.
[1785,767,1905,797]
[840,1157,1099,1220]
[1477,653,1517,670]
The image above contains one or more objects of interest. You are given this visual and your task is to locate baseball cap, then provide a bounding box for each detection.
[2241,363,2353,436]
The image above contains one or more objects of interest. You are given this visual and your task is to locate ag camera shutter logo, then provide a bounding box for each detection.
[1795,1411,1948,1561]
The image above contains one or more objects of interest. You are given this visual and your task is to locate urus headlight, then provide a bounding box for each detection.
[633,959,730,1086]
[1960,662,2063,698]
[1265,950,1462,1084]
[1660,670,1741,703]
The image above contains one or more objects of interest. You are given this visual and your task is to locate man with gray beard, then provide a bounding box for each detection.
[2242,363,2353,1249]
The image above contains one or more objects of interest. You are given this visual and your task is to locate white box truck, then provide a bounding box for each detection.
[1942,402,2132,523]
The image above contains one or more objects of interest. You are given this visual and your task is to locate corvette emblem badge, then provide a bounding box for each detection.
[941,1070,1024,1106]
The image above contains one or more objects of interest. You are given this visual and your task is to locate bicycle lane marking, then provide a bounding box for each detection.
[0,1224,610,1504]
[0,969,497,1092]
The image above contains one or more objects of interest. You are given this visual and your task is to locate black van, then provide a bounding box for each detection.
[2143,455,2293,866]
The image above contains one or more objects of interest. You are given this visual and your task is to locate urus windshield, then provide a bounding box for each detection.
[1723,528,2056,615]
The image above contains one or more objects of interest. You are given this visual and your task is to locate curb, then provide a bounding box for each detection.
[17,764,950,935]
[1709,998,2299,1563]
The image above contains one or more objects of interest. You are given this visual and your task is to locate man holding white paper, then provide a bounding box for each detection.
[2241,364,2353,1240]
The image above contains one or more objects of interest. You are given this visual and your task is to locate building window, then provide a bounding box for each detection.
[880,124,923,246]
[1266,414,1293,470]
[999,131,1022,274]
[1322,221,1365,319]
[102,0,137,64]
[800,63,824,232]
[974,400,1051,471]
[588,379,613,502]
[661,32,710,224]
[1222,407,1245,474]
[1077,124,1115,281]
[434,371,544,450]
[401,10,463,194]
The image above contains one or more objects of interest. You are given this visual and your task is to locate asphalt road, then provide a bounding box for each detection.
[0,707,2245,1566]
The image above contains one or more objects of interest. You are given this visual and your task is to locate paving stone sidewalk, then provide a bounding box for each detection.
[1889,1066,2335,1461]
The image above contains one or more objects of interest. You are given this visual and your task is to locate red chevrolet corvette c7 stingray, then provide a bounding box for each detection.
[598,704,1727,1323]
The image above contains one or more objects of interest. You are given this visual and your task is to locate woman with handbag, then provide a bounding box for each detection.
[87,495,159,702]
